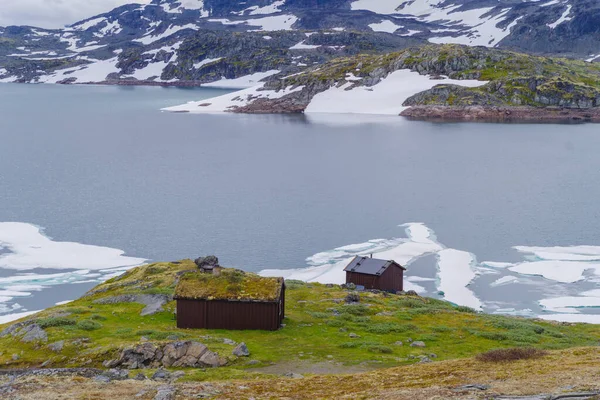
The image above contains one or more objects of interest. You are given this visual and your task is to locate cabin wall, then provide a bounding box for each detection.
[176,299,282,331]
[345,271,380,289]
[346,267,403,293]
[379,265,403,292]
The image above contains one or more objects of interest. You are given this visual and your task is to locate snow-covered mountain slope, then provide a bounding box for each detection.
[0,0,598,85]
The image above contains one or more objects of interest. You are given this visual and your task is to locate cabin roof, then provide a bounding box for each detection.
[343,256,405,276]
[174,268,284,302]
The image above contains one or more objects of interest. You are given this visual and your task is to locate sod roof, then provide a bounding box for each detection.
[174,268,284,302]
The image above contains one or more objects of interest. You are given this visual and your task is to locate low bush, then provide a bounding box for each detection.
[308,311,330,319]
[89,314,107,321]
[366,323,417,334]
[77,320,102,331]
[37,317,76,329]
[476,347,548,362]
[341,304,372,316]
[368,345,393,354]
[455,306,477,313]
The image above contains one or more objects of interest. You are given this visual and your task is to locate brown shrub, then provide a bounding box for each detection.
[476,347,548,363]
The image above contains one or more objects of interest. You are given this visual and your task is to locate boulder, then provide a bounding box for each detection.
[105,341,225,369]
[152,369,171,380]
[194,256,219,269]
[48,340,64,353]
[349,333,360,338]
[232,343,250,357]
[20,324,48,343]
[345,293,360,303]
[154,385,175,400]
[410,341,426,348]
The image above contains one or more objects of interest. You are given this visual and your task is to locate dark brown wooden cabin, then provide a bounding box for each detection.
[344,256,405,293]
[174,269,285,331]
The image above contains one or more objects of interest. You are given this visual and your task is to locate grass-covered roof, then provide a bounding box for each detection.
[175,268,284,302]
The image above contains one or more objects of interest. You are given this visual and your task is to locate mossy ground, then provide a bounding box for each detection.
[0,260,599,384]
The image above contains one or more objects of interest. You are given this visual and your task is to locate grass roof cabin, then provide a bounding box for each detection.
[174,268,285,331]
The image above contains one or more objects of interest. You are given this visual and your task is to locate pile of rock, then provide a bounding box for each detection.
[104,341,227,369]
[0,321,47,343]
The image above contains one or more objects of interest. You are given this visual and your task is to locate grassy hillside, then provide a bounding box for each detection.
[0,259,599,383]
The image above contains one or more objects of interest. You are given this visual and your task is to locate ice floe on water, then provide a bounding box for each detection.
[261,222,600,323]
[3,220,600,325]
[0,222,145,320]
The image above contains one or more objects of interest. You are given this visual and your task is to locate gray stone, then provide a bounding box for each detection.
[199,350,226,367]
[223,338,236,345]
[345,292,360,303]
[247,360,260,365]
[11,354,19,361]
[233,342,250,357]
[195,256,219,269]
[134,372,147,381]
[171,371,185,380]
[105,369,129,380]
[410,341,425,347]
[418,357,432,363]
[48,340,64,353]
[284,372,304,379]
[20,324,47,343]
[152,369,171,380]
[93,294,172,316]
[186,342,208,359]
[349,333,360,338]
[393,341,403,346]
[453,384,490,391]
[93,375,111,383]
[153,385,175,400]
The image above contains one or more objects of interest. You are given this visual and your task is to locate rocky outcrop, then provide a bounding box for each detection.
[93,294,171,316]
[401,105,600,123]
[104,341,227,369]
[0,321,48,343]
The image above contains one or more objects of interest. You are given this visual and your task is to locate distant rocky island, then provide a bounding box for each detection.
[165,44,600,122]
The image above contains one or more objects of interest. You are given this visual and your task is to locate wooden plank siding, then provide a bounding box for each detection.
[346,264,403,293]
[176,283,285,331]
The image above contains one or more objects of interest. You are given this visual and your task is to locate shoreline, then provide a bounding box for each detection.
[400,105,600,123]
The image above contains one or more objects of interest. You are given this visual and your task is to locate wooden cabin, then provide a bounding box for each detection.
[344,256,405,293]
[174,268,285,331]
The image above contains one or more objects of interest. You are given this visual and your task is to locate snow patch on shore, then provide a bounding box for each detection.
[305,69,486,115]
[166,69,486,115]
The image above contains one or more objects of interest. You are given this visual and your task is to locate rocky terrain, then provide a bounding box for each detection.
[2,0,600,86]
[0,258,599,398]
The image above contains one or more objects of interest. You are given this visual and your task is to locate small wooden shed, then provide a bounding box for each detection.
[344,256,405,293]
[174,268,285,331]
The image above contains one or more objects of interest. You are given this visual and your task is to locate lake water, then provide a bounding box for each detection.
[1,83,600,322]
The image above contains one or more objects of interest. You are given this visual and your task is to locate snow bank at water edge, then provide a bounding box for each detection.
[0,222,145,318]
[164,69,487,115]
[304,70,486,115]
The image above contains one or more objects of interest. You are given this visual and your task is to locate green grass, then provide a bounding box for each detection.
[0,259,598,382]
